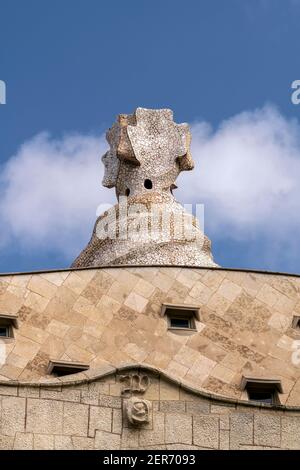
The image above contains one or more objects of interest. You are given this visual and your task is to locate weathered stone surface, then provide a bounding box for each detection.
[254,415,281,448]
[193,415,219,449]
[26,399,63,435]
[95,430,120,450]
[230,413,254,449]
[63,402,89,436]
[165,413,192,445]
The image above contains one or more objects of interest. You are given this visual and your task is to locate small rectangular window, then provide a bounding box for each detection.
[169,317,191,329]
[247,389,275,405]
[241,376,282,406]
[161,304,200,331]
[47,360,90,377]
[0,314,18,339]
[0,326,10,337]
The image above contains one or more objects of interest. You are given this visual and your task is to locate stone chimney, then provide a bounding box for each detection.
[72,108,217,267]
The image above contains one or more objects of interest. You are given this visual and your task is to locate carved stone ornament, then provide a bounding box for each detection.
[119,373,150,395]
[125,396,151,426]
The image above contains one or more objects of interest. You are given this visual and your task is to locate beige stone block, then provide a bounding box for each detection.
[185,355,216,385]
[115,269,139,290]
[160,380,180,400]
[112,409,122,434]
[220,430,229,450]
[34,434,55,450]
[160,401,185,413]
[0,364,23,380]
[65,343,95,363]
[230,413,253,449]
[95,430,120,450]
[46,319,70,338]
[207,293,231,316]
[72,436,94,450]
[1,396,26,436]
[166,360,189,378]
[0,384,18,396]
[254,415,280,447]
[6,352,29,370]
[186,401,210,415]
[139,412,165,447]
[40,271,69,287]
[0,435,14,449]
[210,364,236,384]
[12,336,41,363]
[256,284,279,308]
[176,269,200,288]
[10,274,31,288]
[24,291,50,313]
[281,416,300,449]
[202,270,226,290]
[107,281,132,304]
[0,291,24,314]
[221,351,247,371]
[109,382,122,396]
[75,269,97,283]
[63,271,88,295]
[134,278,156,298]
[63,402,89,436]
[41,388,81,402]
[89,406,112,437]
[268,312,291,332]
[120,427,139,449]
[218,279,242,302]
[28,276,58,299]
[145,350,171,370]
[124,292,148,313]
[189,283,213,304]
[26,398,63,434]
[99,395,122,409]
[193,416,219,449]
[165,413,191,445]
[7,285,27,299]
[40,335,65,359]
[152,272,174,293]
[122,342,148,362]
[274,294,296,315]
[173,346,199,369]
[19,324,49,345]
[14,432,33,450]
[54,435,73,450]
[72,296,99,320]
[19,386,40,398]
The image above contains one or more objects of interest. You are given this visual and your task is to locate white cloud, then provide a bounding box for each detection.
[1,105,300,271]
[0,132,114,259]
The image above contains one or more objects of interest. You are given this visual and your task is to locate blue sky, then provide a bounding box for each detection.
[1,0,300,273]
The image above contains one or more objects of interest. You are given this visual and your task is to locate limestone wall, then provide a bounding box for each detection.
[0,266,300,407]
[0,366,299,450]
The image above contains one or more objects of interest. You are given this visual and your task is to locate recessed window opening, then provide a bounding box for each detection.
[241,377,282,406]
[47,360,89,377]
[0,326,10,337]
[247,388,276,405]
[292,316,300,330]
[144,179,152,190]
[125,188,130,197]
[161,304,200,331]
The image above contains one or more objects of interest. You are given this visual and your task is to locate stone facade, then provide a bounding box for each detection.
[0,265,300,449]
[0,365,300,450]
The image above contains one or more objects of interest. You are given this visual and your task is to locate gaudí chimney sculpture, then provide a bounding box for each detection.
[72,108,217,267]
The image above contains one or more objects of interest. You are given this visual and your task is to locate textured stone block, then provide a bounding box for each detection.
[34,434,55,450]
[112,409,122,434]
[230,413,253,449]
[99,395,121,409]
[165,413,192,445]
[193,415,219,449]
[160,380,180,400]
[254,415,281,447]
[14,432,33,450]
[26,398,63,435]
[281,416,300,449]
[1,396,26,436]
[54,435,73,450]
[95,430,120,450]
[63,402,89,436]
[89,406,112,437]
[139,412,165,447]
[72,436,94,450]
